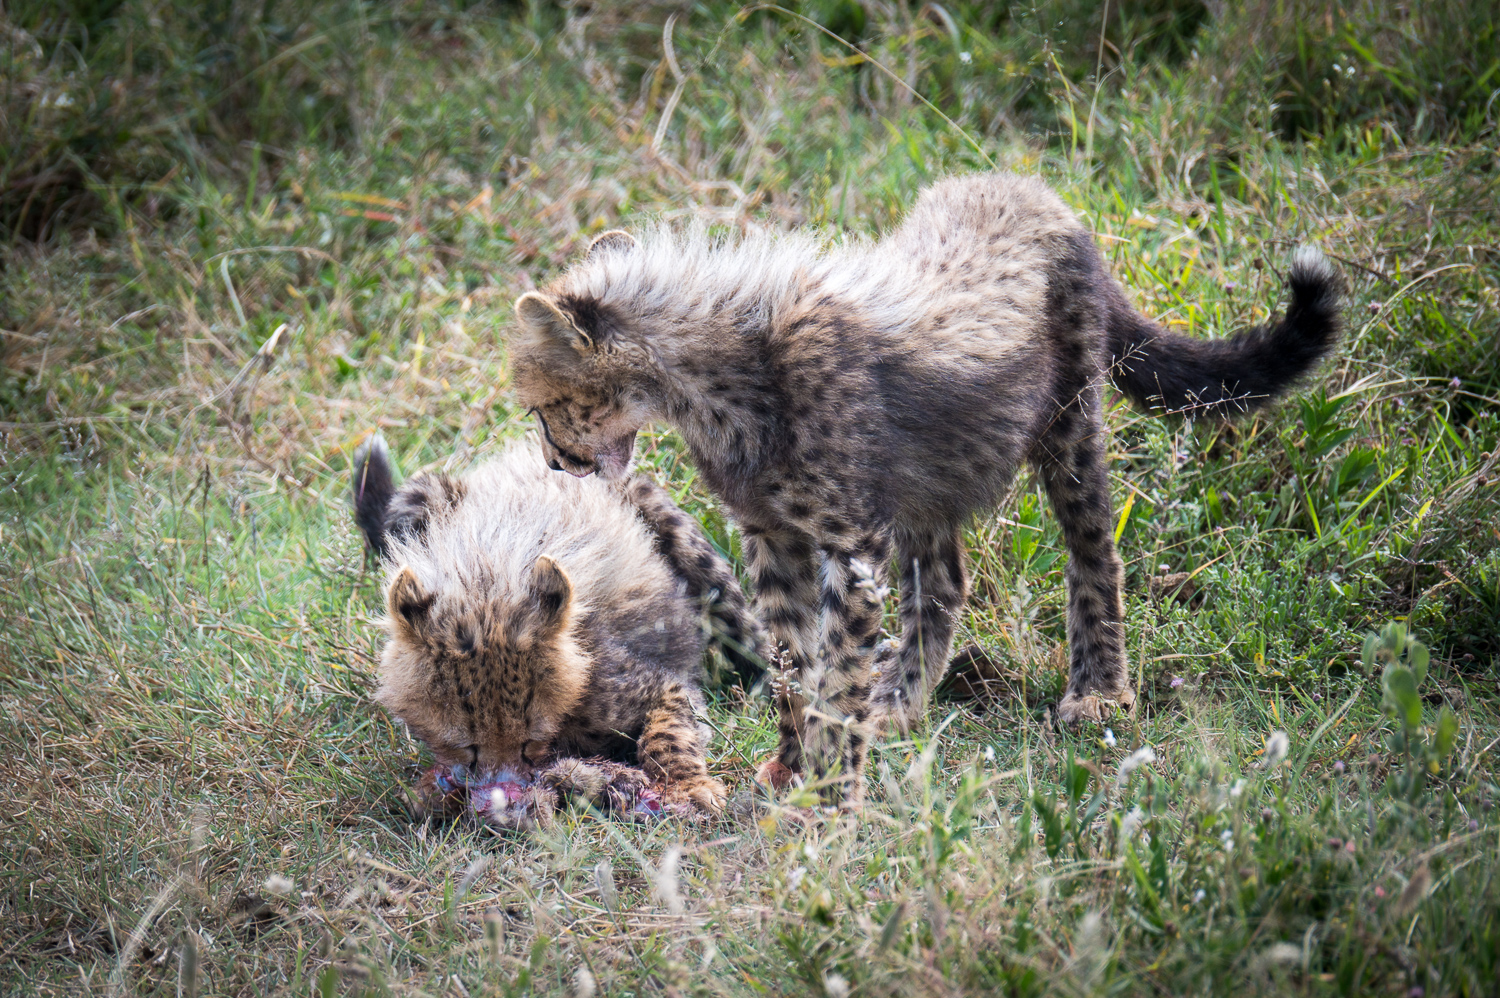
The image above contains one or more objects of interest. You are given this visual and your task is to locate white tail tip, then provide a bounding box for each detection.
[1290,244,1334,282]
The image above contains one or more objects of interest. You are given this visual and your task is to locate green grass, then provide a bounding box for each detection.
[2,1,1498,994]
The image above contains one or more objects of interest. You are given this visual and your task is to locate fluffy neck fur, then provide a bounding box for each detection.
[576,227,911,474]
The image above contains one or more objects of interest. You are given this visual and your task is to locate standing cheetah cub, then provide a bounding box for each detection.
[353,435,764,816]
[507,172,1342,803]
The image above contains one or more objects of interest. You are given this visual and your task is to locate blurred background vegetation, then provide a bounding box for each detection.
[5,0,1497,239]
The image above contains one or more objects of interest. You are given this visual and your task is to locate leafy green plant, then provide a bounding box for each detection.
[1365,622,1461,803]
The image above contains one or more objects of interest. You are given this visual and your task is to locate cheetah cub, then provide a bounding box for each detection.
[507,172,1343,804]
[352,434,764,815]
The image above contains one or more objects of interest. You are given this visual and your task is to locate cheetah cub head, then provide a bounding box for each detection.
[375,556,589,776]
[510,229,653,480]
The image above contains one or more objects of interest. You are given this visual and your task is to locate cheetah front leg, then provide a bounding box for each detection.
[636,681,727,814]
[1033,402,1134,725]
[799,537,890,807]
[742,527,821,790]
[873,525,969,733]
[620,475,769,685]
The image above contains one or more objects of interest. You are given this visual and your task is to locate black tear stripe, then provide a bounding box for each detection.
[533,409,592,470]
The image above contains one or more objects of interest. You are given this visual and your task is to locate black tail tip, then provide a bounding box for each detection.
[352,432,396,557]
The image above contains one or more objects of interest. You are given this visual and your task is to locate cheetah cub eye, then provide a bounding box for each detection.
[511,292,645,480]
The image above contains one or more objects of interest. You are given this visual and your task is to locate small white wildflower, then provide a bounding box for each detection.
[1230,778,1247,798]
[263,874,294,894]
[770,663,804,698]
[959,51,972,64]
[1120,806,1145,840]
[594,860,619,912]
[1102,728,1117,748]
[652,845,683,915]
[984,745,995,762]
[1262,730,1290,769]
[1115,745,1157,787]
[1193,888,1207,903]
[1070,911,1106,984]
[1220,828,1235,851]
[1262,942,1302,966]
[823,972,851,998]
[787,866,807,889]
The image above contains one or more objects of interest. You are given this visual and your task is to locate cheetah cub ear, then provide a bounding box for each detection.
[514,292,594,353]
[528,555,574,634]
[387,566,434,637]
[586,229,637,258]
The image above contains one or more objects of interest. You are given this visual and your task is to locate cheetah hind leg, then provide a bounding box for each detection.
[741,527,822,787]
[872,525,968,734]
[620,474,770,688]
[1033,403,1136,726]
[798,541,890,808]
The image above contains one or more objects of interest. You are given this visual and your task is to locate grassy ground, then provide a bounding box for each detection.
[3,1,1499,994]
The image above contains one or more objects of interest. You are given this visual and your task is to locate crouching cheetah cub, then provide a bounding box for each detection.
[506,171,1343,804]
[352,434,764,816]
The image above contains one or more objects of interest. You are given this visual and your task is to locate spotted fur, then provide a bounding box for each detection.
[507,174,1343,803]
[352,435,765,814]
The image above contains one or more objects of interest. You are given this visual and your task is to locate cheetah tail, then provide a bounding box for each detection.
[1106,245,1344,420]
[352,432,398,558]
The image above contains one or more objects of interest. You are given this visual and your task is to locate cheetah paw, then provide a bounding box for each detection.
[753,758,801,793]
[1056,689,1136,727]
[662,777,728,817]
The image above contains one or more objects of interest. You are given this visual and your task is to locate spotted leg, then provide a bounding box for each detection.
[800,536,890,806]
[1032,390,1134,724]
[620,475,768,686]
[637,681,726,814]
[742,526,821,790]
[873,524,969,733]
